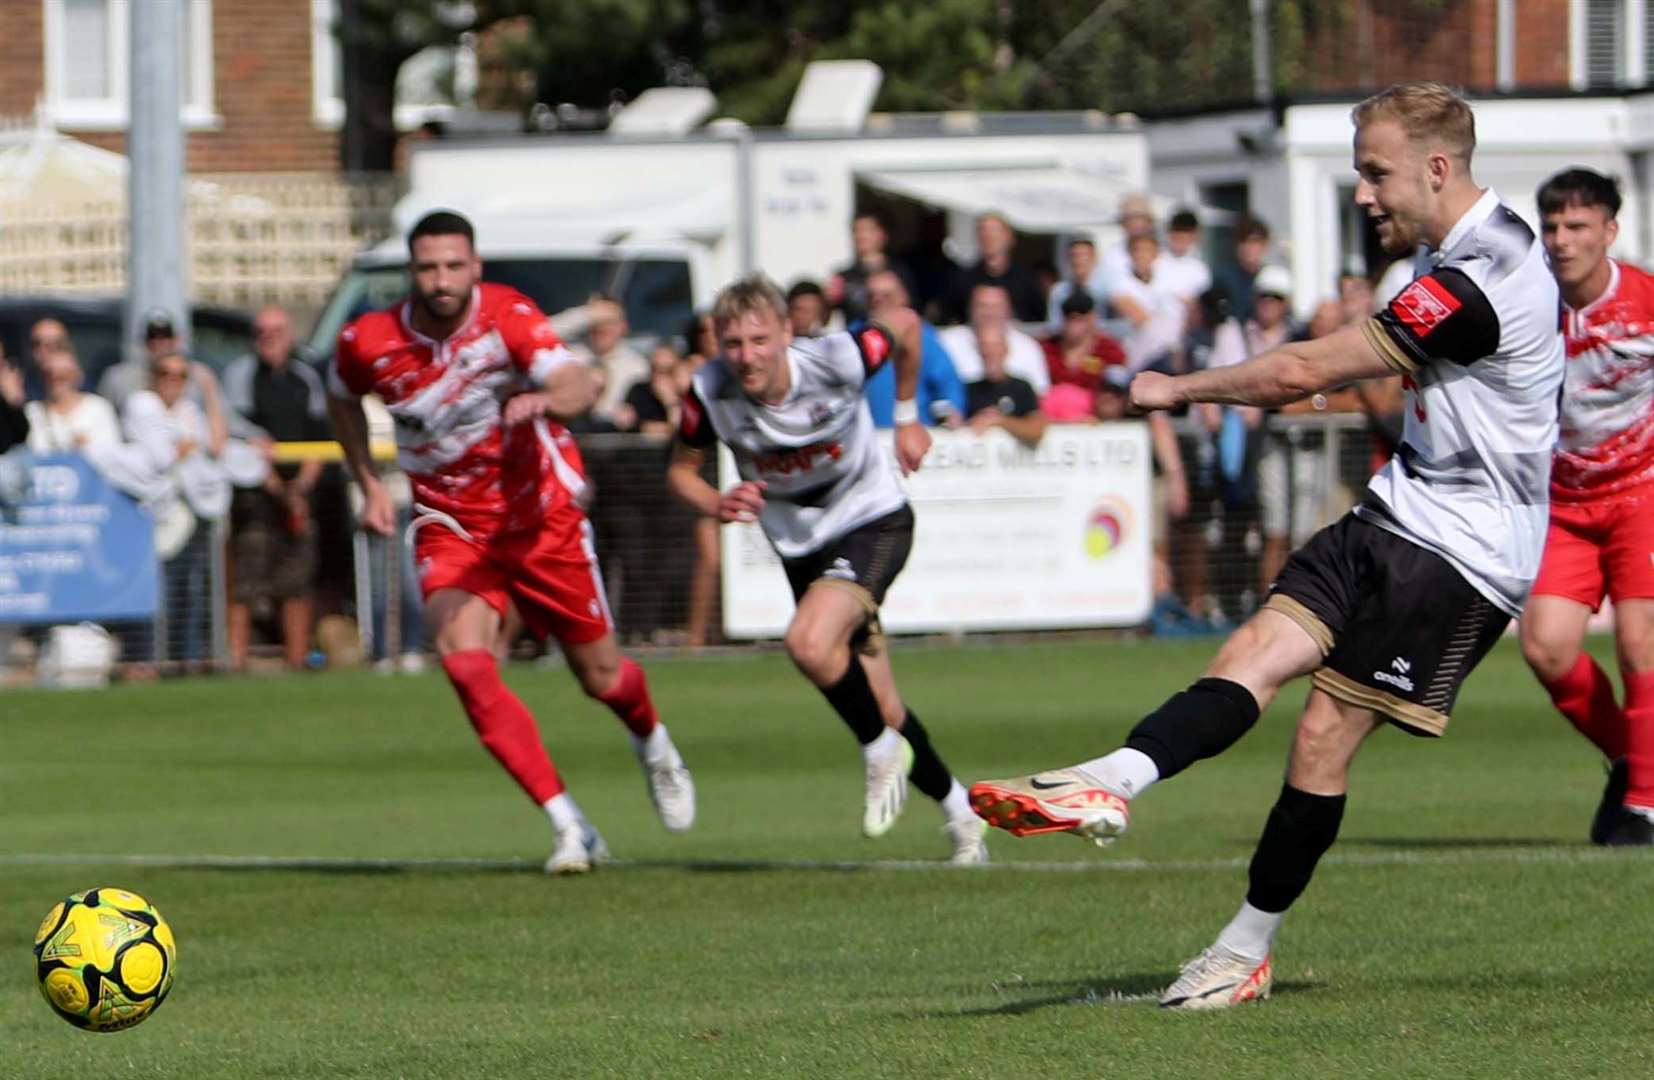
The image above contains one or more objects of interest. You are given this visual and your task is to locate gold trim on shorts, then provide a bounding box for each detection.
[1312,667,1448,737]
[1263,593,1335,657]
[806,577,885,656]
[1362,317,1418,375]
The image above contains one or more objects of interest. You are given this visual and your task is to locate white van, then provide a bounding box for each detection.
[306,232,711,357]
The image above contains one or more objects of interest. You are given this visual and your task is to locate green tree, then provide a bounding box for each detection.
[337,0,479,171]
[338,0,1341,171]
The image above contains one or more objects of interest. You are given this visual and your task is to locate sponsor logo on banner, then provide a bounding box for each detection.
[1083,497,1132,560]
[1393,276,1460,339]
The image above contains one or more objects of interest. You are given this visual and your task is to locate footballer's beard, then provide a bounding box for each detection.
[1373,209,1421,256]
[415,289,466,322]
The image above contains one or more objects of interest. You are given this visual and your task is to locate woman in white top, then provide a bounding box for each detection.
[122,351,230,667]
[25,347,122,454]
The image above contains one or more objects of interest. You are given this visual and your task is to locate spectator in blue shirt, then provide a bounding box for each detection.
[855,269,966,428]
[1210,214,1272,324]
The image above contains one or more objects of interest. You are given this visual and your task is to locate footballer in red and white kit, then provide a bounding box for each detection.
[1521,168,1654,846]
[327,210,695,874]
[665,273,989,864]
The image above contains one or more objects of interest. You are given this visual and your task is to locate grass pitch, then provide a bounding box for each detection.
[1,638,1651,1078]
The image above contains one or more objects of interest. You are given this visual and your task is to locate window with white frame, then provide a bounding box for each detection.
[43,0,216,130]
[1573,0,1654,88]
[312,0,344,128]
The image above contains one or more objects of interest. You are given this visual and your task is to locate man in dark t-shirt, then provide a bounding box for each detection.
[942,213,1046,324]
[222,305,329,670]
[964,324,1046,448]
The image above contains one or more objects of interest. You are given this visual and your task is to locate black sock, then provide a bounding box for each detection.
[1246,783,1346,913]
[820,658,885,745]
[899,710,954,801]
[1124,677,1261,781]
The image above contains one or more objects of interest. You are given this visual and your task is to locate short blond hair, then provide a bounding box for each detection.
[712,272,788,329]
[1351,81,1475,166]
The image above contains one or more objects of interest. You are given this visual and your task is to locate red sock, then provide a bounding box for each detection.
[596,657,658,738]
[1542,653,1626,761]
[441,650,564,804]
[1622,671,1654,811]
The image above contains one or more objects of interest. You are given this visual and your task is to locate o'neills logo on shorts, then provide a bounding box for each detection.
[1372,670,1415,693]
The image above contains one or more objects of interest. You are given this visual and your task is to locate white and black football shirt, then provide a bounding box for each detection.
[678,326,908,559]
[1358,188,1565,615]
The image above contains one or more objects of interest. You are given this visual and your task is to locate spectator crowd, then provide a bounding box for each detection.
[0,193,1407,676]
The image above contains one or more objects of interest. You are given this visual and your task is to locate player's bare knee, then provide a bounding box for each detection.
[434,627,483,658]
[1518,618,1577,682]
[1616,623,1654,674]
[784,624,841,684]
[576,658,622,698]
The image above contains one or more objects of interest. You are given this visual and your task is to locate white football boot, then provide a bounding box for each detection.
[545,821,610,876]
[863,735,914,838]
[944,815,990,865]
[1158,948,1273,1010]
[636,727,696,834]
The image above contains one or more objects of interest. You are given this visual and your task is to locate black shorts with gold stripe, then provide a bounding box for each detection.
[782,505,914,654]
[1263,505,1509,736]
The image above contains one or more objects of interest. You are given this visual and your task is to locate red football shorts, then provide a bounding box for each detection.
[1531,492,1654,610]
[413,513,613,645]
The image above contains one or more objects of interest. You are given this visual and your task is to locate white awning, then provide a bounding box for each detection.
[858,165,1139,233]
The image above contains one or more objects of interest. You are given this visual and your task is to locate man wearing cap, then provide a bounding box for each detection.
[1100,193,1159,295]
[1040,289,1125,418]
[97,310,230,425]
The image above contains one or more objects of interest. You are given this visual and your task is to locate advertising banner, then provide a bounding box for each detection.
[0,454,159,623]
[721,424,1153,637]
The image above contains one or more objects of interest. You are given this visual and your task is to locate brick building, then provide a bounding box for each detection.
[1282,0,1652,99]
[1292,0,1572,95]
[0,2,415,310]
[0,0,346,173]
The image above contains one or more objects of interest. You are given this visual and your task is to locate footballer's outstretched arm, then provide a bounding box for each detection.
[328,393,394,535]
[1130,321,1397,413]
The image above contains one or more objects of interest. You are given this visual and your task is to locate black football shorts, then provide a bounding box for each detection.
[1263,505,1510,736]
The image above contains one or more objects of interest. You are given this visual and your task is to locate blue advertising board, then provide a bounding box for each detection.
[0,453,158,623]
